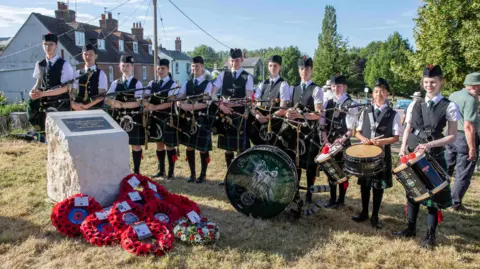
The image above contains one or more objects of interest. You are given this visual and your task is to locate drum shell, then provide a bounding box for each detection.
[225,145,298,219]
[344,146,385,177]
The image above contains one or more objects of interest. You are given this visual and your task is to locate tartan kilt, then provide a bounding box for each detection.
[179,110,212,152]
[147,109,178,147]
[217,107,250,152]
[111,110,145,146]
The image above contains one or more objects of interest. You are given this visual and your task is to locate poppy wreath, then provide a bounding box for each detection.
[142,188,169,203]
[117,190,148,208]
[141,177,170,201]
[108,199,144,237]
[120,221,174,256]
[164,193,201,216]
[119,174,149,195]
[143,200,182,231]
[173,217,220,244]
[80,212,118,246]
[51,194,102,237]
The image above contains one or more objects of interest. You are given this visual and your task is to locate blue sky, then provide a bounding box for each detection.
[0,0,421,56]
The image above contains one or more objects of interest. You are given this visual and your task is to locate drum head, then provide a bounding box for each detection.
[345,145,383,158]
[225,145,297,219]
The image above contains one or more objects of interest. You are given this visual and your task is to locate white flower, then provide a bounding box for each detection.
[180,234,187,241]
[215,231,220,240]
[194,234,202,242]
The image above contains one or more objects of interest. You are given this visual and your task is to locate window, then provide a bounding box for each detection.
[186,63,190,75]
[148,44,152,55]
[175,62,179,74]
[108,66,114,82]
[142,66,147,80]
[133,42,138,53]
[119,40,124,52]
[98,39,105,50]
[75,31,85,46]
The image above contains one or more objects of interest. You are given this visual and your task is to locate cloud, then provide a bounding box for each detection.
[357,24,413,31]
[136,15,153,21]
[0,5,54,28]
[284,20,308,25]
[77,13,96,23]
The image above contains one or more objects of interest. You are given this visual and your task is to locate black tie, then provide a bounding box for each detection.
[270,80,274,88]
[48,61,53,70]
[123,80,129,89]
[428,100,435,110]
[233,71,237,81]
[194,79,198,87]
[375,108,381,121]
[301,83,306,92]
[159,79,164,87]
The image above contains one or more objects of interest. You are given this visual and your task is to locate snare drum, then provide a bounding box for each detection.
[315,143,348,184]
[392,153,451,206]
[225,145,298,219]
[344,145,385,177]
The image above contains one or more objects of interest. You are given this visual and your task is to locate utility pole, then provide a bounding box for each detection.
[153,0,158,80]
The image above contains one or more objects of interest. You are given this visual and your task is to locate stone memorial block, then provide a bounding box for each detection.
[45,110,130,206]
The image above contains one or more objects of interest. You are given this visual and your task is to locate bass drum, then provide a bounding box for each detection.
[225,145,298,219]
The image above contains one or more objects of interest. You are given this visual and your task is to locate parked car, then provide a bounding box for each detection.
[394,99,412,109]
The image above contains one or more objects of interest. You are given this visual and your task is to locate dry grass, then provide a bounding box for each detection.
[0,138,479,269]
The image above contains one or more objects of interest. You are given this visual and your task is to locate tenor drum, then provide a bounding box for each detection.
[315,142,348,184]
[225,145,298,219]
[344,145,385,177]
[392,153,451,205]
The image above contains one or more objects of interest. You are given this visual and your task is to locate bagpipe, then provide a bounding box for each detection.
[27,69,95,129]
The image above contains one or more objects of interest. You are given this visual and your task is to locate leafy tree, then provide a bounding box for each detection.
[187,45,219,70]
[404,0,480,94]
[312,5,348,85]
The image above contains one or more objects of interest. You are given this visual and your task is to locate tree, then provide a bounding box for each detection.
[312,5,348,85]
[187,45,219,70]
[404,1,480,94]
[364,32,417,97]
[279,46,302,85]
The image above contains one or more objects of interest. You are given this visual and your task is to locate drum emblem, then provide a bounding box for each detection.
[422,166,430,172]
[406,179,415,188]
[251,160,278,202]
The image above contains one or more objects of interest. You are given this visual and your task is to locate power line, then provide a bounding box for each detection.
[142,0,152,29]
[0,0,134,60]
[157,5,172,59]
[167,0,231,49]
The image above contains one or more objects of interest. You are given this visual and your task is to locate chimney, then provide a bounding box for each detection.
[131,21,144,40]
[242,49,247,58]
[55,1,76,23]
[99,11,118,32]
[175,37,181,52]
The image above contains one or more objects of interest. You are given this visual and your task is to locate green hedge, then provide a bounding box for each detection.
[0,103,27,117]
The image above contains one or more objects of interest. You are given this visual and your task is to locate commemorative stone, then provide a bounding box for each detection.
[45,110,130,206]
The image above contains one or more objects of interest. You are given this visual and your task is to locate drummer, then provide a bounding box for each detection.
[321,74,357,209]
[353,78,402,229]
[394,65,459,249]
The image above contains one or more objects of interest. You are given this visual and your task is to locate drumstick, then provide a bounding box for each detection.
[352,135,385,145]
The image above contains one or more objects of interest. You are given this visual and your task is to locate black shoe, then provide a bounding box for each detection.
[165,176,174,182]
[324,200,336,208]
[392,228,416,238]
[370,216,382,229]
[151,171,165,179]
[219,179,225,186]
[420,229,436,249]
[334,201,345,209]
[196,174,206,184]
[451,204,470,213]
[187,176,195,183]
[352,212,368,223]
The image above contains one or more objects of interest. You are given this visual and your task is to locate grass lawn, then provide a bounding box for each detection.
[0,137,479,269]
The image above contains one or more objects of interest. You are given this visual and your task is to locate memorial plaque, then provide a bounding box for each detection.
[62,117,113,133]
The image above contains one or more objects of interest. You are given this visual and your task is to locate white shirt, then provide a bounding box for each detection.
[213,68,254,93]
[356,103,403,136]
[254,75,291,101]
[290,80,324,105]
[107,75,144,98]
[72,65,108,94]
[146,76,179,97]
[32,55,74,84]
[405,93,460,124]
[323,89,334,103]
[179,74,213,96]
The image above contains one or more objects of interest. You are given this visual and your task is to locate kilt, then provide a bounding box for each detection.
[111,110,146,146]
[28,99,70,132]
[277,121,320,170]
[179,109,212,152]
[147,109,178,147]
[217,106,250,152]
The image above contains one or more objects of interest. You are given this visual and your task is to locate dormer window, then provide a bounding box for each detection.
[75,31,85,46]
[148,44,152,55]
[119,40,124,52]
[98,39,105,50]
[133,42,138,53]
